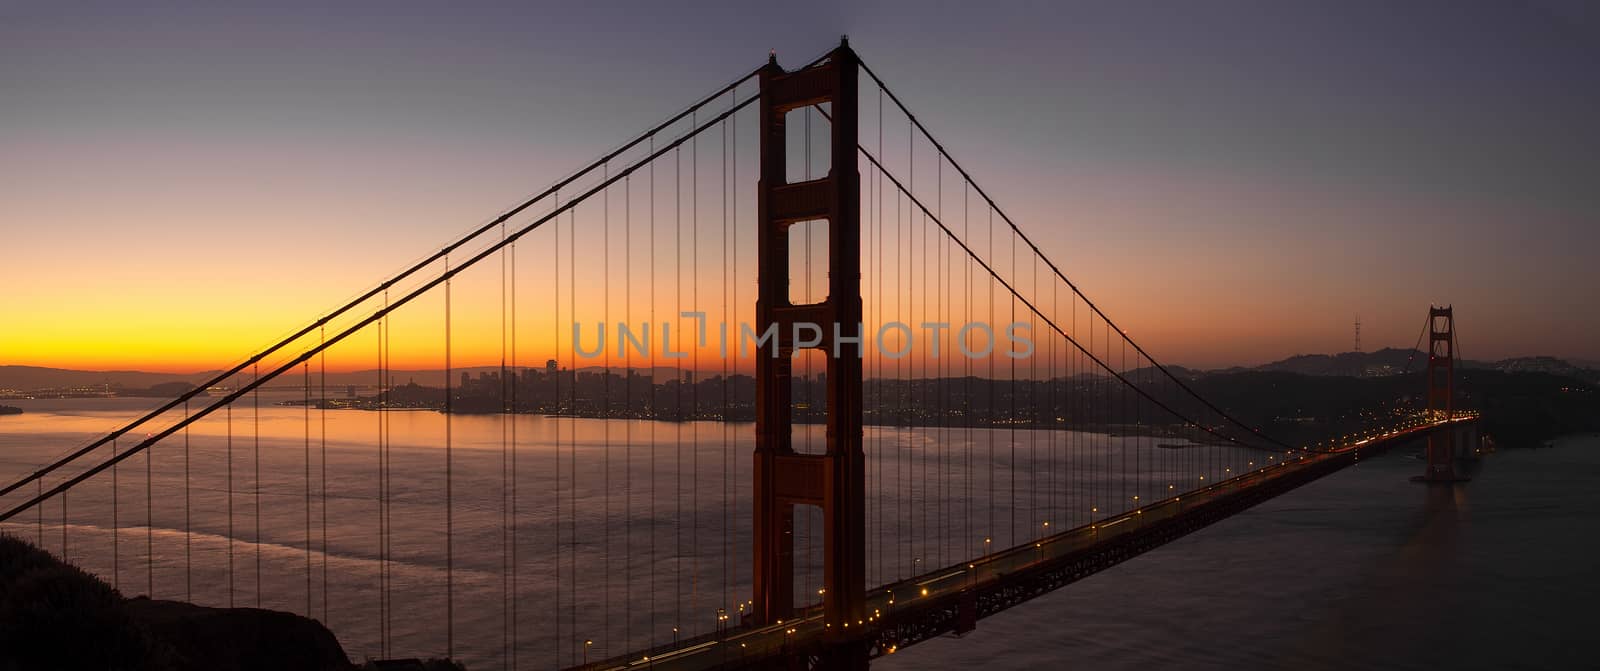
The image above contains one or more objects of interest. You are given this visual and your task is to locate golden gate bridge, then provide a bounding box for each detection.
[0,39,1478,670]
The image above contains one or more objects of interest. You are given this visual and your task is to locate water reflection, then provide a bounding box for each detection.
[0,395,1262,668]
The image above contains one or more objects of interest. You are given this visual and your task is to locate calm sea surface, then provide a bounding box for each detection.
[880,434,1600,671]
[1,396,1594,670]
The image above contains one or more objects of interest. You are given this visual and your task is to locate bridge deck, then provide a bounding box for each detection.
[574,416,1473,670]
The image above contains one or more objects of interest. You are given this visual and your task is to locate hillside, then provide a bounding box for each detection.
[0,534,352,671]
[1255,347,1421,377]
[0,366,213,392]
[1247,350,1600,384]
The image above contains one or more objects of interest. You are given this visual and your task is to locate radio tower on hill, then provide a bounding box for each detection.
[1354,315,1362,353]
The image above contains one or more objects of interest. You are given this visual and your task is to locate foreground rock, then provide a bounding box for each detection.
[124,597,352,670]
[1,534,352,671]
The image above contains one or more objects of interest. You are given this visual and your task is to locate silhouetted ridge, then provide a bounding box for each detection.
[0,534,353,671]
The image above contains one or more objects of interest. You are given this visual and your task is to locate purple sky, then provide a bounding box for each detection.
[3,1,1598,370]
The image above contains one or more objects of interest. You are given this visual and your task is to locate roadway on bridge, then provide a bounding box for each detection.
[578,416,1472,670]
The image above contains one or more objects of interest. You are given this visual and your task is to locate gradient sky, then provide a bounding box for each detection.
[3,1,1598,373]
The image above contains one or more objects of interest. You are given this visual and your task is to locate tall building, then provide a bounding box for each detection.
[546,359,559,376]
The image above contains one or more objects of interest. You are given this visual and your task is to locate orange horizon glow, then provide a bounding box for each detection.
[6,5,1599,384]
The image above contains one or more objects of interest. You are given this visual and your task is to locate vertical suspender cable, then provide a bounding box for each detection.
[321,325,331,621]
[727,105,737,615]
[895,144,904,579]
[877,87,887,583]
[113,437,119,590]
[691,112,700,626]
[963,182,972,558]
[1097,320,1104,516]
[648,136,658,652]
[384,293,393,652]
[865,98,876,585]
[1009,230,1017,543]
[674,145,685,639]
[320,326,328,622]
[910,117,920,571]
[304,361,312,614]
[720,112,730,623]
[603,165,613,653]
[986,204,994,553]
[625,172,634,652]
[445,257,455,660]
[915,125,926,567]
[254,362,261,608]
[376,300,387,656]
[937,155,946,564]
[146,416,153,596]
[1030,250,1038,537]
[509,228,519,669]
[568,204,578,663]
[1106,320,1112,512]
[184,398,191,601]
[500,222,510,663]
[920,193,930,561]
[375,318,383,656]
[1051,271,1058,529]
[718,105,731,619]
[1090,306,1097,517]
[228,382,235,607]
[551,192,561,669]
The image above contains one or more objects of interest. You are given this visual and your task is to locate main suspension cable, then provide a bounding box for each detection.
[856,144,1308,455]
[854,56,1297,453]
[0,93,760,525]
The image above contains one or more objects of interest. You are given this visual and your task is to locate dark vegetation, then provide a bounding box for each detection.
[1458,370,1600,446]
[1191,369,1600,448]
[0,534,353,671]
[0,535,166,670]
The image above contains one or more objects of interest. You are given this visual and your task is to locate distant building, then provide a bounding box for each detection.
[547,359,559,376]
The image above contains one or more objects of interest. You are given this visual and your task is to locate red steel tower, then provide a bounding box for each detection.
[751,38,867,665]
[1416,305,1468,482]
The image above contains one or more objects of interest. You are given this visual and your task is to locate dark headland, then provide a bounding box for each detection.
[0,534,463,671]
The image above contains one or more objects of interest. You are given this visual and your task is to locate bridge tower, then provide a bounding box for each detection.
[1416,305,1468,482]
[752,39,867,664]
